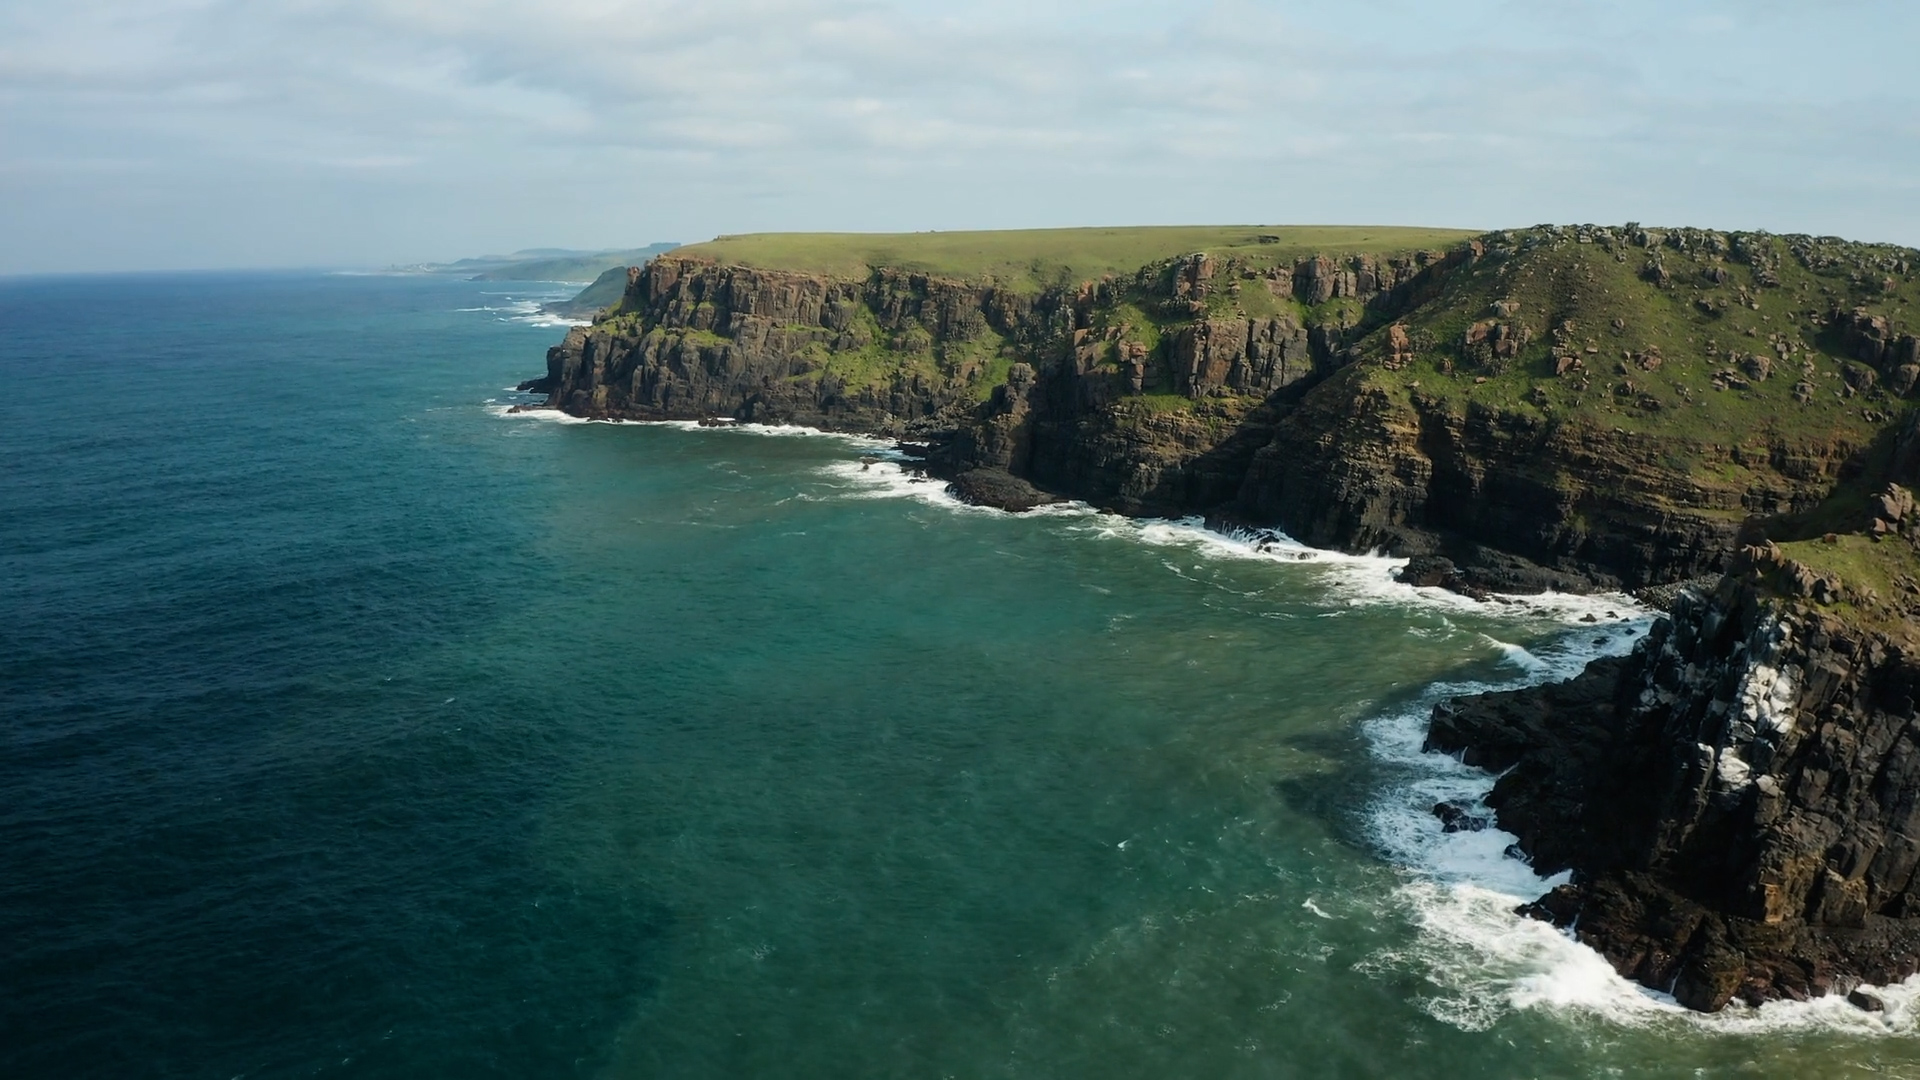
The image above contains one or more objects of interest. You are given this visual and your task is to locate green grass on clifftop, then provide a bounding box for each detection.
[674,226,1481,293]
[1349,227,1911,451]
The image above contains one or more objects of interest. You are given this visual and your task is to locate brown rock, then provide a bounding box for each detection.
[1873,484,1914,525]
[1893,365,1920,398]
[1386,323,1414,367]
[1834,307,1893,366]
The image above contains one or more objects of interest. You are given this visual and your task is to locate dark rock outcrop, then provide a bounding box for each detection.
[1232,380,1824,590]
[521,226,1920,1008]
[534,258,1063,434]
[522,227,1908,594]
[944,469,1063,512]
[1428,560,1920,1011]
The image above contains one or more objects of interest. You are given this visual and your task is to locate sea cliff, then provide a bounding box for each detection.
[518,224,1920,1009]
[1428,495,1920,1010]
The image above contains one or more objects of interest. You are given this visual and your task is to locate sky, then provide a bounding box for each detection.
[3,0,1918,274]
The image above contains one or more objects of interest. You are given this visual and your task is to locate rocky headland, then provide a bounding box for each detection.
[516,223,1920,1010]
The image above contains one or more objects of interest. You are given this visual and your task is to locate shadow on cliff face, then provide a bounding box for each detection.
[1751,411,1913,544]
[1432,553,1920,1012]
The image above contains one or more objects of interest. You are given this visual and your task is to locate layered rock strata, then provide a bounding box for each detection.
[525,259,1059,432]
[1423,420,1920,1011]
[525,227,1909,592]
[523,226,1920,1011]
[1428,554,1920,1011]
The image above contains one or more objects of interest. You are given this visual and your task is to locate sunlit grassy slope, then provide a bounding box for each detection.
[1345,227,1914,450]
[673,226,1481,292]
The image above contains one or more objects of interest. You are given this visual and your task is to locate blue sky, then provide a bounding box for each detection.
[3,0,1917,273]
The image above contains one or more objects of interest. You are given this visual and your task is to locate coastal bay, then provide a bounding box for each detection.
[5,270,1920,1076]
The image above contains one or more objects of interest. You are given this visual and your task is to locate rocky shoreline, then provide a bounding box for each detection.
[1427,539,1920,1011]
[517,226,1920,1011]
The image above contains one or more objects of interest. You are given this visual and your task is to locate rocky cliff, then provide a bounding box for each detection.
[525,225,1916,593]
[1426,412,1920,1011]
[525,258,1060,431]
[520,224,1920,1011]
[1429,540,1920,1010]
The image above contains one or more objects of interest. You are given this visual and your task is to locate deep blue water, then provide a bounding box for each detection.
[5,272,1919,1078]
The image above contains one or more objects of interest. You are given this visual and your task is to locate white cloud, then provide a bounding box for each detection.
[0,0,1917,272]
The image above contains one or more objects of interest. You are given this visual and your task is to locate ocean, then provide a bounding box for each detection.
[4,271,1918,1078]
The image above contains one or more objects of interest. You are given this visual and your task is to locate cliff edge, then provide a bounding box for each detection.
[522,224,1915,592]
[1427,414,1920,1011]
[517,222,1920,1011]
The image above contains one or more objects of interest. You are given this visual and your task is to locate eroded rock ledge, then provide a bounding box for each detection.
[1427,552,1920,1011]
[520,228,1917,592]
[520,226,1920,1009]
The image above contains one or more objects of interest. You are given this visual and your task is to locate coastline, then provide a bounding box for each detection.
[490,392,1920,1032]
[505,224,1920,1016]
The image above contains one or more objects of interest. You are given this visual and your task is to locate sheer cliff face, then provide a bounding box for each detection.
[1597,573,1920,928]
[535,258,1059,431]
[1237,381,1864,588]
[533,228,1913,590]
[1428,559,1920,1010]
[532,250,1434,516]
[531,230,1920,1010]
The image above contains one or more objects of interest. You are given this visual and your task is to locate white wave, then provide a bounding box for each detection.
[815,459,983,512]
[483,407,908,453]
[456,294,592,329]
[1390,874,1920,1037]
[797,454,1653,629]
[1361,615,1920,1037]
[726,423,894,449]
[489,405,1651,631]
[1481,635,1549,676]
[483,403,595,425]
[812,457,1101,518]
[475,414,1623,625]
[1070,516,1650,625]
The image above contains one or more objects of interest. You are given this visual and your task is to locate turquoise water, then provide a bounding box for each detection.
[5,272,1920,1078]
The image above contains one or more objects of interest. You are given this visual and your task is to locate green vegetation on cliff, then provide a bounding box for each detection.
[1316,225,1920,594]
[539,221,1920,603]
[675,226,1479,294]
[1346,226,1909,448]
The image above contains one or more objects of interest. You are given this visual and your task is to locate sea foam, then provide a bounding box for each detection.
[833,457,1920,1035]
[458,292,591,329]
[1360,616,1920,1037]
[480,407,1920,1036]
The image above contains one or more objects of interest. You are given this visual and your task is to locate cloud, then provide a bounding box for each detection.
[1,0,1917,272]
